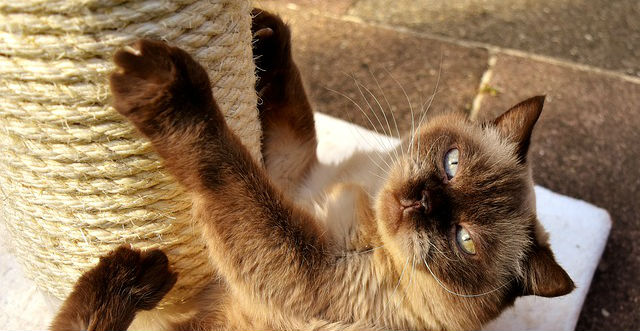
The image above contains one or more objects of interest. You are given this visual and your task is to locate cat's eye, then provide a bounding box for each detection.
[444,148,459,179]
[455,225,476,255]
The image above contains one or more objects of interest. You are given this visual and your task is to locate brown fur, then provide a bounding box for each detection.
[50,246,177,331]
[52,9,574,330]
[253,9,318,193]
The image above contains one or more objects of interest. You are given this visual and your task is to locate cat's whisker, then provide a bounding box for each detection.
[359,152,387,176]
[361,147,393,175]
[376,254,411,324]
[356,74,401,166]
[410,253,417,290]
[334,75,388,144]
[426,135,448,168]
[355,79,402,166]
[415,91,425,166]
[416,57,443,165]
[335,119,388,173]
[422,256,513,298]
[428,241,457,262]
[417,89,445,131]
[411,134,448,171]
[334,244,387,258]
[327,105,394,174]
[350,76,391,138]
[415,88,446,164]
[344,77,400,168]
[326,86,394,170]
[417,53,443,130]
[400,253,417,305]
[363,150,392,176]
[414,132,420,166]
[369,68,403,166]
[388,253,418,321]
[384,69,415,161]
[367,169,388,182]
[357,146,388,172]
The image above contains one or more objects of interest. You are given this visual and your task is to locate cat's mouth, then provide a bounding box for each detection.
[399,197,423,217]
[380,184,433,234]
[392,189,430,223]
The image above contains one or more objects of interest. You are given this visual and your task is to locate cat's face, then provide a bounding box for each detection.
[375,96,574,328]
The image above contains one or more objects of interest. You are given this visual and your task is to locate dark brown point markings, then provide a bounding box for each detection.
[50,246,177,331]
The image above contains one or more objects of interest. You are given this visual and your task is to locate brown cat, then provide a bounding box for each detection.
[50,9,574,331]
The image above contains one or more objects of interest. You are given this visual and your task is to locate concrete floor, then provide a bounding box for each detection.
[350,0,640,77]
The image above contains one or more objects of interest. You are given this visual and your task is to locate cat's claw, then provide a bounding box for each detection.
[252,9,293,90]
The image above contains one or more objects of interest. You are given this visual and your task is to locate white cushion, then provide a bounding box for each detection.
[314,112,612,331]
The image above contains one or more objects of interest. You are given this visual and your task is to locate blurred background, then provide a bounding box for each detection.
[259,1,639,330]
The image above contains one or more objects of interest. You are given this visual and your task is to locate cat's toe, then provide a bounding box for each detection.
[109,39,177,123]
[135,249,178,310]
[93,246,177,311]
[113,39,176,84]
[251,8,292,75]
[110,39,215,135]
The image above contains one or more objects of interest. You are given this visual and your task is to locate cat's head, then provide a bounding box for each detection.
[375,96,574,329]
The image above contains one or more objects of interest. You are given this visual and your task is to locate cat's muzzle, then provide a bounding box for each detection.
[399,189,431,217]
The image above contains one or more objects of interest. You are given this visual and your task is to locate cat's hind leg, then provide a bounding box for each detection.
[50,246,177,331]
[252,9,318,193]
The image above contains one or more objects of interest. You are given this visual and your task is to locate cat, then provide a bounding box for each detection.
[50,9,574,331]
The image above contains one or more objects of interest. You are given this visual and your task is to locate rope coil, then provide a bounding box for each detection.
[0,0,261,305]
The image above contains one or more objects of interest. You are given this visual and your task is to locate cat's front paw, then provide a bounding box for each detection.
[109,39,215,137]
[252,9,293,91]
[85,245,178,311]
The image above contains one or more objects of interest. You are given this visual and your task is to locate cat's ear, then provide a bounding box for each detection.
[520,242,575,297]
[493,95,545,163]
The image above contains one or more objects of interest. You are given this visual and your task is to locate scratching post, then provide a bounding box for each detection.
[0,0,261,305]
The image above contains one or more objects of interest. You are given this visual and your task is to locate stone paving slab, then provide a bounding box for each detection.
[473,54,640,330]
[348,0,640,77]
[257,3,489,136]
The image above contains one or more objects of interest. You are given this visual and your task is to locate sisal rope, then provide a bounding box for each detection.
[0,0,261,305]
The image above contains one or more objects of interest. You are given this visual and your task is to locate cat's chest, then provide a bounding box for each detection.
[294,157,384,248]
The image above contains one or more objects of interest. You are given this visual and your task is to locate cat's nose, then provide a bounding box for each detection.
[420,189,431,214]
[399,189,431,215]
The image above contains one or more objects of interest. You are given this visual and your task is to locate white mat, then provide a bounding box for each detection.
[314,112,611,331]
[0,113,611,330]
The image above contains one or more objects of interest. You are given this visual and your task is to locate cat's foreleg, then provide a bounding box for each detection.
[252,9,318,193]
[50,246,177,331]
[110,39,340,316]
